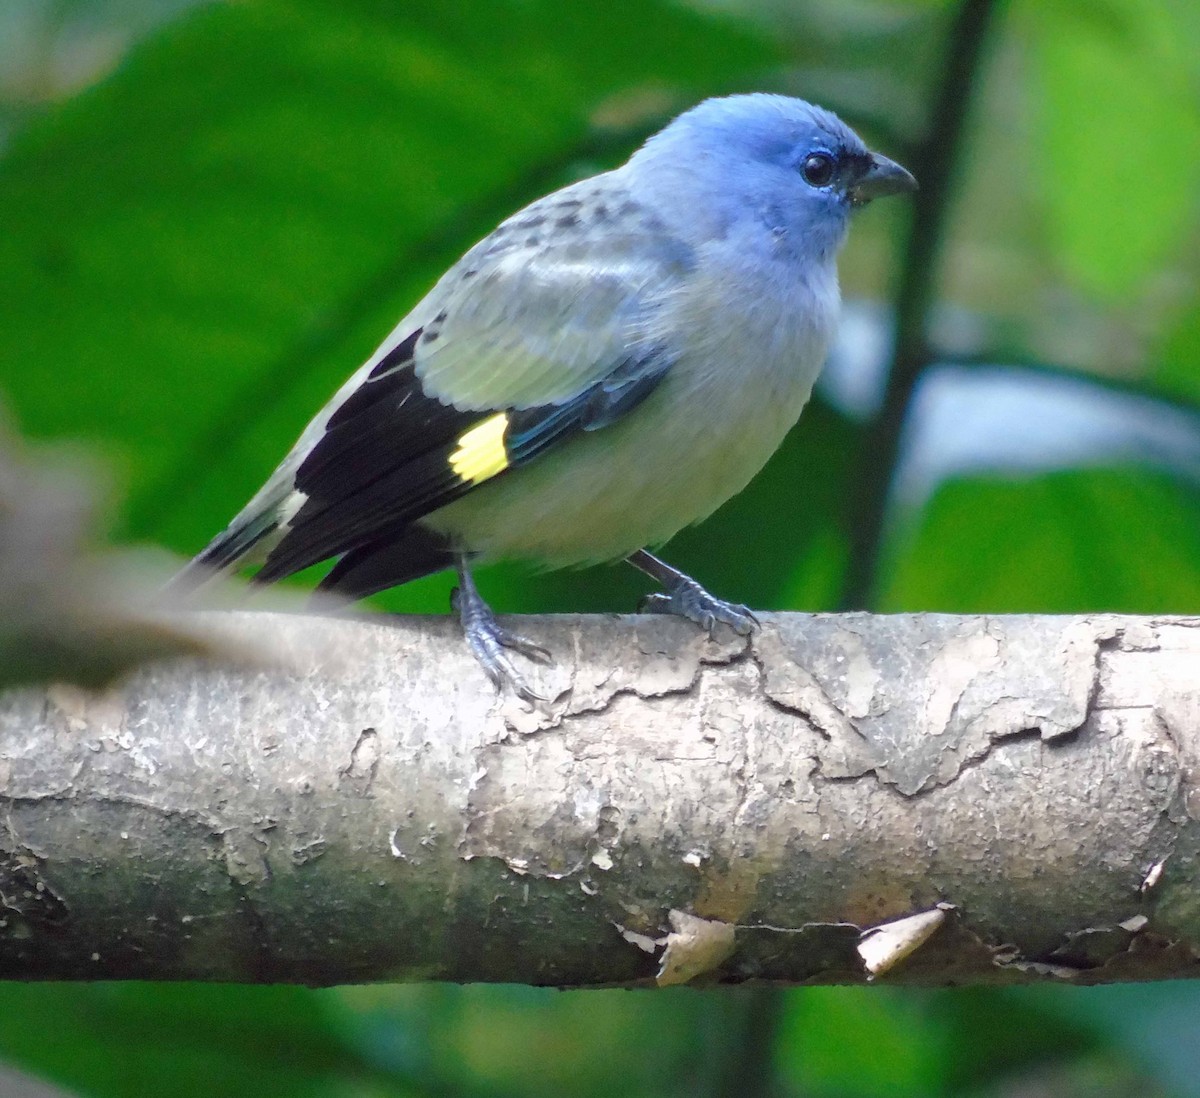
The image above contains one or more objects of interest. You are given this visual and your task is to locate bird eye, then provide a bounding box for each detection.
[801,153,835,187]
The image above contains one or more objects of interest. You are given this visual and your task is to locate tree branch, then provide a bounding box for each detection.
[1,610,1197,986]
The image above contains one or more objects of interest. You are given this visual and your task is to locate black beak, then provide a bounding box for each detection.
[849,152,917,207]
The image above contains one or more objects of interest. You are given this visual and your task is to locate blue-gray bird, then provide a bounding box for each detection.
[174,94,916,699]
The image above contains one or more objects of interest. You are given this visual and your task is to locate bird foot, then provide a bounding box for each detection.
[639,578,759,638]
[452,572,552,704]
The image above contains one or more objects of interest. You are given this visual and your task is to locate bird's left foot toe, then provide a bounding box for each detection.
[462,614,552,703]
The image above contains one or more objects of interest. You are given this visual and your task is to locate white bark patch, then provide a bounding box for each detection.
[615,924,661,954]
[655,910,736,986]
[858,906,949,977]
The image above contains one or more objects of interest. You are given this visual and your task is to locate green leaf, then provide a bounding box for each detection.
[1021,0,1200,297]
[879,466,1200,614]
[0,984,405,1098]
[775,987,952,1096]
[1157,302,1200,406]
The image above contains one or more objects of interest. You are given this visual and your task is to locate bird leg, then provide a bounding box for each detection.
[626,549,758,636]
[452,556,552,702]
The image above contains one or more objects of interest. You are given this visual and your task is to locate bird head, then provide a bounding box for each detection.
[629,94,916,260]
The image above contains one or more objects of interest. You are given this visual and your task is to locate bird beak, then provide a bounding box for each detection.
[848,153,917,207]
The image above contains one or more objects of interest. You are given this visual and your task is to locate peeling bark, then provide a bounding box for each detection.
[0,610,1197,987]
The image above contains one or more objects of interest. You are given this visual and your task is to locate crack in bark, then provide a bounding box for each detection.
[1087,626,1124,719]
[503,630,754,742]
[751,648,856,745]
[338,726,380,796]
[4,788,228,838]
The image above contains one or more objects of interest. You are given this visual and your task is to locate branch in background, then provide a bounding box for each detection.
[839,0,1001,610]
[2,610,1196,986]
[942,350,1200,424]
[0,420,226,690]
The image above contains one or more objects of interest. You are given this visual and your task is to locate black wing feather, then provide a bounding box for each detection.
[317,524,455,601]
[504,352,670,463]
[254,337,670,586]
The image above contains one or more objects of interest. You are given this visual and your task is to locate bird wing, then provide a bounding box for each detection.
[252,189,692,584]
[408,186,690,409]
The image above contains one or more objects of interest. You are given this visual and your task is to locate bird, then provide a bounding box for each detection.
[172,93,916,701]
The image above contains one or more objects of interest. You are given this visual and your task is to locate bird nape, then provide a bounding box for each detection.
[170,93,916,702]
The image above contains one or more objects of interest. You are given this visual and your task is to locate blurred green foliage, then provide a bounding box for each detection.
[1,0,1199,1095]
[883,466,1200,613]
[1022,0,1200,298]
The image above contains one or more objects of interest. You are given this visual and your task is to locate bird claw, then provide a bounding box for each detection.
[494,627,553,666]
[639,579,759,637]
[467,633,548,704]
[454,581,553,703]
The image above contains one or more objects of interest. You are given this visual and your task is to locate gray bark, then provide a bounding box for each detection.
[1,610,1197,987]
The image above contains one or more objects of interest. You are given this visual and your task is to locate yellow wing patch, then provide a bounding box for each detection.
[449,413,510,485]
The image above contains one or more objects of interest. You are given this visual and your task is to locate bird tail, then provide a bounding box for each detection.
[165,507,282,597]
